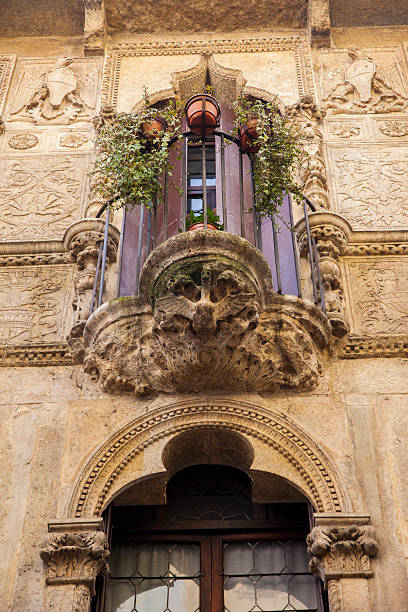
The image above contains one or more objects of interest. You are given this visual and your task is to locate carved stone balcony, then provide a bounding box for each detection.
[83,230,331,395]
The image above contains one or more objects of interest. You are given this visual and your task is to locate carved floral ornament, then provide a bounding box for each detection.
[81,231,331,395]
[40,519,109,611]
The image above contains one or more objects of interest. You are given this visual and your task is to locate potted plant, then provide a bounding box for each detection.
[93,93,181,210]
[233,95,307,220]
[185,208,224,231]
[185,88,221,137]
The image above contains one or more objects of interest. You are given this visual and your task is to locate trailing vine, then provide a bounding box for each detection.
[233,95,308,220]
[93,94,182,210]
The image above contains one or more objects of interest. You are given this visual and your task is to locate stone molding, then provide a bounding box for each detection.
[0,343,73,366]
[68,400,348,518]
[0,55,16,117]
[40,518,109,597]
[101,36,315,108]
[83,231,331,394]
[307,514,378,582]
[339,335,408,359]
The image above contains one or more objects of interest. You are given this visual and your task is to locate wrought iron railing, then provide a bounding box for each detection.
[89,131,325,317]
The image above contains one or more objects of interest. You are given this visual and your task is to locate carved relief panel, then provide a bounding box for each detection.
[342,257,408,335]
[0,265,74,345]
[326,145,408,230]
[4,57,101,126]
[0,154,90,241]
[316,47,408,113]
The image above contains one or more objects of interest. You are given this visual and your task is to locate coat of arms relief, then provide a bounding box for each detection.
[318,49,408,114]
[6,57,99,125]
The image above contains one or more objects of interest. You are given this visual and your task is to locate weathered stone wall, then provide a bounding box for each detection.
[1,20,408,612]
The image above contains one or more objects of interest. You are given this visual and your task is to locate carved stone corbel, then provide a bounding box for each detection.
[287,95,329,210]
[308,0,331,48]
[84,0,106,56]
[307,514,378,612]
[64,219,120,361]
[296,212,351,338]
[40,518,109,612]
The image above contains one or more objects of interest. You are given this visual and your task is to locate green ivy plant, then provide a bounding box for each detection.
[233,95,308,220]
[93,95,182,210]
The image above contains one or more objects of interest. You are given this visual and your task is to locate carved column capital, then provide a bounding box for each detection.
[40,519,109,596]
[64,219,120,360]
[307,514,379,583]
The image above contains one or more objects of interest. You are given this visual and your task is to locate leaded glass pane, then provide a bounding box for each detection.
[223,540,318,612]
[106,542,200,612]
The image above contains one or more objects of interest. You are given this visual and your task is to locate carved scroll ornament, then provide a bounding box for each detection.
[82,232,331,395]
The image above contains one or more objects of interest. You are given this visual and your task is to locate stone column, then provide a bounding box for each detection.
[307,514,379,612]
[297,211,351,338]
[64,219,119,361]
[40,518,109,612]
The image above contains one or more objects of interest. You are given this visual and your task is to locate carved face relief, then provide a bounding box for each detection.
[0,266,74,344]
[0,155,88,241]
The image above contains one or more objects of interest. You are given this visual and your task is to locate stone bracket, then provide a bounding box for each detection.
[40,518,109,596]
[307,513,379,584]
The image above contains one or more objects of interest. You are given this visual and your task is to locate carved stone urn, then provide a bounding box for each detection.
[82,231,332,395]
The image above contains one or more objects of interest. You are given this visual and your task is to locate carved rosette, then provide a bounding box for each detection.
[64,220,120,361]
[83,231,331,395]
[287,95,329,209]
[297,212,351,338]
[40,521,109,600]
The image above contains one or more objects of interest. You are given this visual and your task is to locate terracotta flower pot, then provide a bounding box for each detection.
[187,222,218,231]
[185,94,221,137]
[239,118,259,154]
[140,116,168,138]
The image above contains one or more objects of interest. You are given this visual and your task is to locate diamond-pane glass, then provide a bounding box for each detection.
[106,543,200,612]
[223,540,318,612]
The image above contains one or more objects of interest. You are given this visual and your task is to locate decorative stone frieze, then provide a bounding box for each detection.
[64,219,120,361]
[287,95,329,209]
[297,212,351,338]
[83,231,331,395]
[41,518,109,610]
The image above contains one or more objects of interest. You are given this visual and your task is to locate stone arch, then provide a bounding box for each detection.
[67,399,351,518]
[130,54,287,113]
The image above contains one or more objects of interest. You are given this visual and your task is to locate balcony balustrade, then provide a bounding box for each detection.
[76,131,341,395]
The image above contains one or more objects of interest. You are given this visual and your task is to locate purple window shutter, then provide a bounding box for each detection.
[220,104,241,237]
[261,194,299,297]
[118,205,147,297]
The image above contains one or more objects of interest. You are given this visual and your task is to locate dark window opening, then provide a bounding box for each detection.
[95,466,327,612]
[187,139,217,215]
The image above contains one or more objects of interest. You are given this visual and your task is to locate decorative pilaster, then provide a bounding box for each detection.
[84,0,106,56]
[287,95,329,210]
[307,514,379,612]
[307,0,331,48]
[297,212,351,338]
[40,518,109,612]
[64,219,120,361]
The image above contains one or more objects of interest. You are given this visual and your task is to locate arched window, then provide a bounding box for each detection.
[116,99,305,301]
[95,466,328,612]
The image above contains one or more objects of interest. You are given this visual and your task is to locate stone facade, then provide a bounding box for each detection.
[1,2,408,611]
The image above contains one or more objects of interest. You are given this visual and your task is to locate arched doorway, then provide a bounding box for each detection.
[95,465,328,612]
